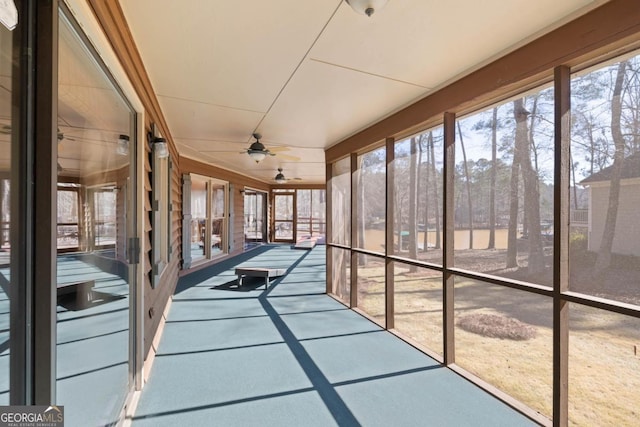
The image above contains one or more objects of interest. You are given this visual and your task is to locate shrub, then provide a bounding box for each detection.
[569,231,588,252]
[457,313,537,341]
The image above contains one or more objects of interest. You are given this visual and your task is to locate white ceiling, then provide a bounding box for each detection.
[119,0,605,185]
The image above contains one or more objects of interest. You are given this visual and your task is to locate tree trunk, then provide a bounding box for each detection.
[408,137,418,270]
[570,154,579,210]
[395,189,401,254]
[517,98,545,274]
[595,61,628,273]
[429,133,442,249]
[421,136,430,253]
[488,107,497,249]
[358,156,366,265]
[457,122,474,249]
[507,106,522,268]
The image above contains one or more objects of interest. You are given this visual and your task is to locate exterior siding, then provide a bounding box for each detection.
[588,181,640,256]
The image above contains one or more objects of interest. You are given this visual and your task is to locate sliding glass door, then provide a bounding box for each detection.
[188,174,229,266]
[244,189,267,249]
[56,9,137,426]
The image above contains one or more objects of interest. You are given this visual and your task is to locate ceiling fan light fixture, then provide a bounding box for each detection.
[345,0,388,17]
[247,135,268,163]
[274,168,287,184]
[248,150,266,163]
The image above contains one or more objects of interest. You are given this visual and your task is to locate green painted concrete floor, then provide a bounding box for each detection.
[132,245,536,427]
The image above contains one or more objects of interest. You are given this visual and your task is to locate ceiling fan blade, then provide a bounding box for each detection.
[276,153,301,161]
[269,146,290,153]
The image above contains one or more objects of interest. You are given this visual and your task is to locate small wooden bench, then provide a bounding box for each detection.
[57,279,95,308]
[235,268,286,290]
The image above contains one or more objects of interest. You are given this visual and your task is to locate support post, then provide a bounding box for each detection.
[443,112,456,365]
[350,153,358,308]
[385,138,395,329]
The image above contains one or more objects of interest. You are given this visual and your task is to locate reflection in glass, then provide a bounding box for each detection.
[330,157,351,246]
[570,54,640,306]
[569,303,640,426]
[454,89,554,286]
[393,262,442,356]
[190,175,207,263]
[393,128,443,264]
[357,253,385,326]
[356,147,385,253]
[93,187,117,247]
[0,19,11,405]
[56,12,134,426]
[454,277,552,418]
[57,186,80,250]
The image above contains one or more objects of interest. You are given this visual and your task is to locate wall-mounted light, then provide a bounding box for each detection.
[345,0,389,17]
[117,134,130,156]
[153,137,169,159]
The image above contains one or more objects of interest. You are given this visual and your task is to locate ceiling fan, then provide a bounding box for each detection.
[274,168,302,184]
[242,133,276,163]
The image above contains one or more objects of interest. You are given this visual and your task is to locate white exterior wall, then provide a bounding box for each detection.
[588,180,640,256]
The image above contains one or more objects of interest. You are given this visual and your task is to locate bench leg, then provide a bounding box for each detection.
[237,275,242,287]
[264,277,268,290]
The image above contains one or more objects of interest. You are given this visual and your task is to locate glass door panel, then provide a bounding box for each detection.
[211,184,226,256]
[56,10,136,426]
[244,190,267,249]
[0,18,11,405]
[190,175,207,263]
[186,174,228,265]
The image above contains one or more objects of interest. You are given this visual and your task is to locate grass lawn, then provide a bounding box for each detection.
[354,257,640,426]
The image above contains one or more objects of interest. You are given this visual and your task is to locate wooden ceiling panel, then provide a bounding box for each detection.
[120,0,339,113]
[158,95,263,143]
[311,0,601,89]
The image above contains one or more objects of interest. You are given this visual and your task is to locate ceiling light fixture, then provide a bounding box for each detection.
[345,0,389,17]
[274,168,287,184]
